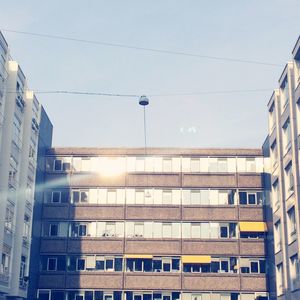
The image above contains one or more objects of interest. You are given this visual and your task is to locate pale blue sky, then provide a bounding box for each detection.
[1,1,299,147]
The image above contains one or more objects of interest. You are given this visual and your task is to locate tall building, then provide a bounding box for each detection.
[267,36,300,299]
[32,148,271,300]
[0,31,53,300]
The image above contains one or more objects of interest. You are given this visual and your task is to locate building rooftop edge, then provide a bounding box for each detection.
[46,147,263,156]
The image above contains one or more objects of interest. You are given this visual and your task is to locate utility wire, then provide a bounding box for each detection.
[1,28,283,67]
[4,88,273,97]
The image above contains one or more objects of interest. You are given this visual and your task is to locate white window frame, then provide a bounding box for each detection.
[47,257,57,271]
[51,191,61,203]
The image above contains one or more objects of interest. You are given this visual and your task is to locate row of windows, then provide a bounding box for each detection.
[47,156,264,174]
[44,221,266,239]
[38,290,268,300]
[47,189,264,206]
[41,255,266,274]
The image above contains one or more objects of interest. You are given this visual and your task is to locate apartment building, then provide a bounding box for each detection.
[31,148,272,300]
[267,36,300,299]
[0,31,53,299]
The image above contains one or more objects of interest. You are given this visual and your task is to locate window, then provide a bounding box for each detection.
[270,140,278,167]
[290,254,299,290]
[282,119,292,152]
[51,191,61,203]
[38,290,50,300]
[135,190,144,204]
[276,263,284,295]
[134,223,144,237]
[72,190,89,203]
[218,158,227,172]
[23,215,30,239]
[285,162,294,194]
[246,158,256,172]
[49,224,58,237]
[220,224,229,238]
[162,190,172,205]
[269,102,276,132]
[190,158,200,172]
[77,258,86,270]
[53,159,62,171]
[274,220,282,252]
[281,77,289,109]
[287,206,296,240]
[107,189,117,204]
[162,158,172,172]
[71,223,87,237]
[47,258,57,271]
[272,180,280,210]
[5,204,14,233]
[136,157,145,172]
[162,223,172,238]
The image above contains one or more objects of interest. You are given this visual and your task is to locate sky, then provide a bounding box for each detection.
[0,0,299,148]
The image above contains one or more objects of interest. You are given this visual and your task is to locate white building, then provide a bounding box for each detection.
[0,31,48,300]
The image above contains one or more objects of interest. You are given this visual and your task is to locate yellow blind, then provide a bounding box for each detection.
[182,255,211,264]
[239,222,267,232]
[124,254,153,259]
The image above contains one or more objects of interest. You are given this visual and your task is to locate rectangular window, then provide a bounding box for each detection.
[162,158,172,172]
[246,158,256,172]
[135,190,144,204]
[136,157,145,172]
[47,258,57,271]
[49,224,58,237]
[218,158,227,172]
[77,258,86,270]
[288,206,296,240]
[107,189,117,204]
[285,162,294,194]
[51,191,61,203]
[53,159,62,171]
[190,158,200,172]
[162,223,172,238]
[134,223,144,237]
[276,263,284,295]
[283,119,292,152]
[191,190,200,205]
[274,220,282,252]
[162,190,172,205]
[290,254,299,290]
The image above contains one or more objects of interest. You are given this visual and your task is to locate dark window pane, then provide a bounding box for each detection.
[51,291,65,300]
[221,261,229,272]
[153,260,162,272]
[68,257,76,271]
[201,264,210,272]
[172,293,180,300]
[106,259,113,270]
[115,258,123,271]
[134,296,142,300]
[79,225,86,236]
[52,192,60,203]
[81,191,88,202]
[239,192,247,204]
[211,261,219,273]
[39,291,50,300]
[144,259,152,272]
[220,226,228,238]
[96,260,104,270]
[153,294,162,300]
[251,261,259,273]
[54,160,62,171]
[73,191,80,203]
[248,194,256,204]
[126,259,134,271]
[143,294,152,300]
[48,258,56,270]
[63,162,71,171]
[241,266,250,273]
[135,259,142,271]
[57,256,66,271]
[114,292,122,300]
[183,264,191,272]
[172,259,180,271]
[77,259,85,270]
[260,260,266,273]
[50,225,58,236]
[257,192,264,205]
[85,292,93,300]
[163,262,171,272]
[95,291,103,300]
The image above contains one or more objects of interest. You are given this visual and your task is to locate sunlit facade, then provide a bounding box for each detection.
[267,36,300,299]
[0,31,52,300]
[32,148,271,300]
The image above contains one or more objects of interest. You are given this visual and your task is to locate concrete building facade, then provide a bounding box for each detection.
[267,36,300,299]
[33,148,271,300]
[0,31,53,300]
